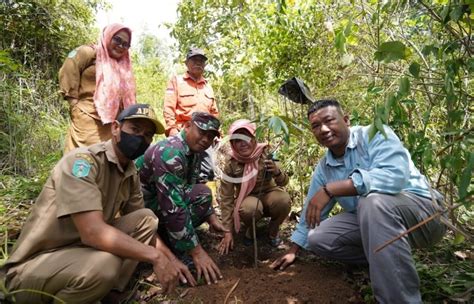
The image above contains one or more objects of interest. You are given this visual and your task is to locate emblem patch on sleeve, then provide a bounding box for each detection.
[72,159,91,178]
[67,49,78,58]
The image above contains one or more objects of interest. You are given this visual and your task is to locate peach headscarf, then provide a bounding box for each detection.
[94,23,136,124]
[228,119,267,233]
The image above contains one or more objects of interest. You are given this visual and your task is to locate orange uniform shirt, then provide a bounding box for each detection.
[163,72,219,136]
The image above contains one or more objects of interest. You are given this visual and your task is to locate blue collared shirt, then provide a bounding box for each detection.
[290,125,440,249]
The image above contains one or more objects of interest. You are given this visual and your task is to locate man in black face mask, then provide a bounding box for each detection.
[3,104,196,304]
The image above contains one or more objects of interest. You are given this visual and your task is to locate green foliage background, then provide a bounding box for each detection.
[171,0,473,227]
[0,0,472,302]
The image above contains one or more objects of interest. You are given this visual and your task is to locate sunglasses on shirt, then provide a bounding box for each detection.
[112,36,130,49]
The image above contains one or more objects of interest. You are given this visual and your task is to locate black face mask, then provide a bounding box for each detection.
[117,130,150,160]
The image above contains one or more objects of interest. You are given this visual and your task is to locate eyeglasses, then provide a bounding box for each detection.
[111,35,130,49]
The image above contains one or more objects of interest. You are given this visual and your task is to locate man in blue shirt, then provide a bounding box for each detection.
[271,99,446,303]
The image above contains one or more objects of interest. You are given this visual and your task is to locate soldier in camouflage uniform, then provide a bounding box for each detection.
[139,112,227,285]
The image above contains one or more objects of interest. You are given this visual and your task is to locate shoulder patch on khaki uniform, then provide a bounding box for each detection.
[74,153,94,164]
[72,159,91,178]
[67,49,78,58]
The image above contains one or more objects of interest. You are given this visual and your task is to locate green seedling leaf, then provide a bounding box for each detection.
[368,117,387,142]
[369,123,377,142]
[375,117,387,139]
[335,31,347,53]
[268,116,289,137]
[385,94,397,118]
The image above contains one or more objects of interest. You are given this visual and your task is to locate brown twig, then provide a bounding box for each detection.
[252,215,258,268]
[374,202,466,253]
[179,289,189,298]
[223,278,241,304]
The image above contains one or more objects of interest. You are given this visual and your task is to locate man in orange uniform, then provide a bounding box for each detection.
[163,47,219,182]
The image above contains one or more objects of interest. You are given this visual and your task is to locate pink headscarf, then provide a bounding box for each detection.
[94,23,136,124]
[228,119,267,233]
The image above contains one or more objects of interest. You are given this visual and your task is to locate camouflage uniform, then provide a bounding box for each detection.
[139,131,214,252]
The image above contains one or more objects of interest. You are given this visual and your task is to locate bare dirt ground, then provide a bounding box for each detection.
[2,201,369,303]
[132,219,369,304]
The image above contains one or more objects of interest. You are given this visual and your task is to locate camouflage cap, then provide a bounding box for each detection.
[191,112,220,135]
[117,104,165,134]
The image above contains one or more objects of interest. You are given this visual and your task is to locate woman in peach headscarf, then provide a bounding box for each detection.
[217,119,291,254]
[59,23,136,153]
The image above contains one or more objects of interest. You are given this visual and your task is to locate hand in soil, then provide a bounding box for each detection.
[218,231,234,255]
[152,252,180,294]
[172,257,197,287]
[271,252,296,270]
[207,213,229,233]
[271,244,299,270]
[190,244,223,285]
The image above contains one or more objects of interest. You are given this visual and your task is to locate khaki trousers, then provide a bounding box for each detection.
[239,188,291,236]
[6,209,158,304]
[64,103,112,153]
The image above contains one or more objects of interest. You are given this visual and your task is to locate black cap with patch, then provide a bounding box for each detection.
[186,47,208,61]
[117,104,165,134]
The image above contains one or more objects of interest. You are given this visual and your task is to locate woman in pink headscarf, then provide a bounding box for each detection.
[217,119,291,254]
[59,23,136,153]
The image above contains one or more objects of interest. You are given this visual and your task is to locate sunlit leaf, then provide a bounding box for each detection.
[374,41,410,63]
[452,233,465,245]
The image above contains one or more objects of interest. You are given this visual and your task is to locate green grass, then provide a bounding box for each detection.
[415,237,474,303]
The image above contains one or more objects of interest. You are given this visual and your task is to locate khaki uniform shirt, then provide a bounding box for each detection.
[4,140,144,268]
[218,153,289,230]
[163,72,219,136]
[59,45,99,119]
